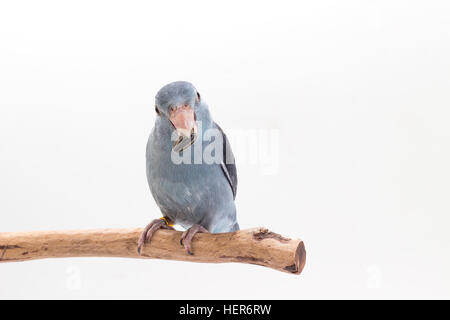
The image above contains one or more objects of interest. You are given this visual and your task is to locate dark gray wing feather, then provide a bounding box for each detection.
[214,122,237,199]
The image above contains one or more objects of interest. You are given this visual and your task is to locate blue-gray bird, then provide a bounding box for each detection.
[137,81,239,255]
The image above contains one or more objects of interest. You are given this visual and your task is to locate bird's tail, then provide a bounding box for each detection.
[230,222,240,232]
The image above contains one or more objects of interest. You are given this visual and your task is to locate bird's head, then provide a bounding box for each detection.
[155,81,201,152]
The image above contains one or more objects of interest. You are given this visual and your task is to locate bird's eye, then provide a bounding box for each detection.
[196,91,201,103]
[155,105,161,115]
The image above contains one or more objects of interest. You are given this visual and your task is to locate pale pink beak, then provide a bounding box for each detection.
[169,104,198,152]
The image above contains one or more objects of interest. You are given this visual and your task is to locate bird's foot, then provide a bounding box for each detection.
[137,218,175,255]
[180,224,209,255]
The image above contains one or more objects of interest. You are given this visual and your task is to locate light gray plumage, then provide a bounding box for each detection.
[146,81,239,233]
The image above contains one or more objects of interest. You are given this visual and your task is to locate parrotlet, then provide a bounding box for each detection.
[137,81,239,255]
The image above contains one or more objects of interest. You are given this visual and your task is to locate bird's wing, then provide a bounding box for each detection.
[214,122,237,199]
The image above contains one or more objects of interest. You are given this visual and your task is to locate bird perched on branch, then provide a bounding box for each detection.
[137,81,239,255]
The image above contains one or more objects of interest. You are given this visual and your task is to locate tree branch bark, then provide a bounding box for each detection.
[0,227,306,275]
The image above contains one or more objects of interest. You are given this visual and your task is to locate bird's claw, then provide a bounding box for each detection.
[137,218,174,255]
[180,224,209,255]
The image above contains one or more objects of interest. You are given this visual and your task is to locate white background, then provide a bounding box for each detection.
[1,0,449,299]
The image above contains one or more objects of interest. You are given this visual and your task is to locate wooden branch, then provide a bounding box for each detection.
[0,227,306,275]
